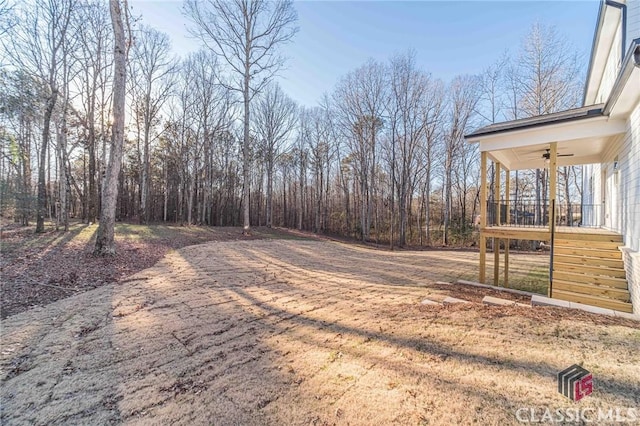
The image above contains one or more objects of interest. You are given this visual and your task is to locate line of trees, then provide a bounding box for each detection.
[0,0,584,249]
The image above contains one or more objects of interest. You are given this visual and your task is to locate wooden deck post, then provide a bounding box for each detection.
[494,162,501,286]
[549,143,557,297]
[549,143,557,231]
[504,169,510,288]
[479,151,487,283]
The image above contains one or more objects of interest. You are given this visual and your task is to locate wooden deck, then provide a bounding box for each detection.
[482,226,621,242]
[479,225,631,312]
[476,151,632,312]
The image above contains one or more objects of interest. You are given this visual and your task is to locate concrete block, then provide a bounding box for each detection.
[482,295,529,307]
[435,281,452,286]
[482,295,516,306]
[531,295,571,308]
[443,296,470,305]
[457,279,492,289]
[421,298,441,306]
[531,295,638,320]
[568,302,615,317]
[614,311,640,321]
[456,280,536,297]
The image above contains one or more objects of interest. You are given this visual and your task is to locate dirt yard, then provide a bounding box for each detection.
[0,222,290,318]
[1,238,639,425]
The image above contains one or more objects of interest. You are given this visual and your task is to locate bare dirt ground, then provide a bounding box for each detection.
[1,238,639,425]
[0,222,289,318]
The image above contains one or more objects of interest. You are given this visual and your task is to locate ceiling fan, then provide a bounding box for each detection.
[542,148,574,160]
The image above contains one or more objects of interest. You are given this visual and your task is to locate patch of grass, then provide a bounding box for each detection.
[251,228,311,240]
[514,265,549,294]
[327,350,343,363]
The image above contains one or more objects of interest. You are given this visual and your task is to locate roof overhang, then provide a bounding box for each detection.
[466,115,627,171]
[604,38,640,118]
[584,0,625,105]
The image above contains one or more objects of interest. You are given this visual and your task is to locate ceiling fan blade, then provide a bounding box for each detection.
[522,147,547,155]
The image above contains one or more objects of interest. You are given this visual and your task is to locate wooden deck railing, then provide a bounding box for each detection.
[486,201,602,228]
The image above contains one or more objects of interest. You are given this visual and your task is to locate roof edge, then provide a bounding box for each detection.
[465,105,605,140]
[583,0,607,105]
[603,38,640,115]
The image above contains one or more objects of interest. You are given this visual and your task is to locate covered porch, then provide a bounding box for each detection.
[466,104,632,312]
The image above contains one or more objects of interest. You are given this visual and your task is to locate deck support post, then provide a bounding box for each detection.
[494,162,501,286]
[549,143,557,296]
[549,143,557,231]
[479,151,487,283]
[505,169,510,288]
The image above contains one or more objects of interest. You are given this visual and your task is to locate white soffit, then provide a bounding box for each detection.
[476,114,627,170]
[488,137,610,171]
[585,5,622,105]
[476,116,626,153]
[608,67,640,118]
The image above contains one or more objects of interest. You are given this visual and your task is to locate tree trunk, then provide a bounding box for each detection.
[95,0,127,255]
[87,91,98,223]
[36,92,58,233]
[242,50,251,234]
[266,159,273,227]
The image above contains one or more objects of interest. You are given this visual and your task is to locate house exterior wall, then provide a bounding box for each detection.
[595,26,622,103]
[582,164,603,226]
[581,103,640,314]
[581,1,640,314]
[619,102,640,313]
[628,0,640,48]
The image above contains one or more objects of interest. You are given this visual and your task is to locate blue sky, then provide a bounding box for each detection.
[130,1,601,107]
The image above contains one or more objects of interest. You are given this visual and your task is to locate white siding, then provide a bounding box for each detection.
[596,26,622,103]
[581,102,640,313]
[582,163,604,226]
[627,0,640,47]
[619,102,640,313]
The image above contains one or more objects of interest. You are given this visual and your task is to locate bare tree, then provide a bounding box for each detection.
[509,23,582,228]
[94,0,130,255]
[334,59,387,242]
[442,75,479,245]
[478,54,507,124]
[185,0,297,234]
[420,79,444,246]
[253,83,296,227]
[188,49,232,225]
[0,0,16,39]
[55,10,81,232]
[7,0,77,232]
[303,106,334,233]
[129,25,176,223]
[516,23,582,116]
[387,52,430,246]
[77,0,113,224]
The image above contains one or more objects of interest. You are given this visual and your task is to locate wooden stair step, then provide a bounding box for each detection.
[554,239,621,250]
[554,246,622,259]
[553,270,628,288]
[551,289,633,313]
[552,280,630,302]
[552,262,626,278]
[554,233,623,243]
[553,254,624,269]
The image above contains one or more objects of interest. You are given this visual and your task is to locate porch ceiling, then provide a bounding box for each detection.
[467,115,627,171]
[488,136,610,171]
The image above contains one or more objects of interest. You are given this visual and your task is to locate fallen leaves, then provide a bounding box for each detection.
[0,222,285,319]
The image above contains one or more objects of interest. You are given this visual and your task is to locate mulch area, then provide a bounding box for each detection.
[426,282,640,328]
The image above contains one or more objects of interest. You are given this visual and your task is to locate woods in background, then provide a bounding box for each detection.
[0,0,584,249]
